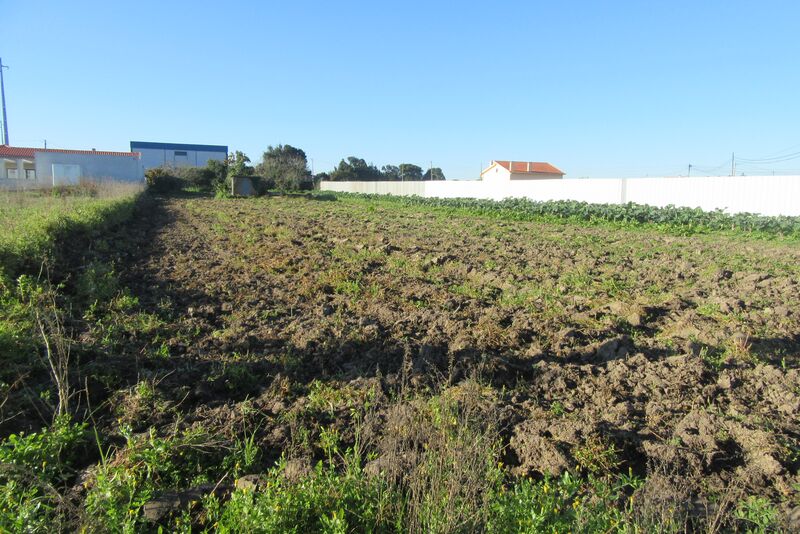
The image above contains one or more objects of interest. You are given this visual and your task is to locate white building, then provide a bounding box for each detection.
[1,145,143,187]
[131,141,227,169]
[480,160,565,182]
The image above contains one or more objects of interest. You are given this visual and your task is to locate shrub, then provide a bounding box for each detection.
[173,166,215,191]
[251,175,276,195]
[144,167,183,193]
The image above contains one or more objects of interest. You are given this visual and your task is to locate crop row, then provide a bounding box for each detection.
[331,193,800,237]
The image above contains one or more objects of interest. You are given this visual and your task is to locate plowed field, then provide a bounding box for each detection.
[30,193,800,529]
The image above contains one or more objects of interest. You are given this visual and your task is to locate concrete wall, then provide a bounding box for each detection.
[34,151,144,184]
[137,147,227,169]
[320,175,800,216]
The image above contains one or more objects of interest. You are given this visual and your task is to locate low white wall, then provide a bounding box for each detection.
[320,176,800,216]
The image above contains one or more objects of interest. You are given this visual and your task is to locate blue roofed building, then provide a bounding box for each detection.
[130,141,228,169]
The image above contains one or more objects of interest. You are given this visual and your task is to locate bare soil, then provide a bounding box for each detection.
[74,194,800,518]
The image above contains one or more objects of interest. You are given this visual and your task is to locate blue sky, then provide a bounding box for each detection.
[3,1,800,178]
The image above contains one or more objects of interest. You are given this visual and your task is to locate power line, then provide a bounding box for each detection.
[737,151,800,164]
[746,142,800,159]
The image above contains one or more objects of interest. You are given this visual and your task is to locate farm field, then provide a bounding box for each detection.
[2,192,800,531]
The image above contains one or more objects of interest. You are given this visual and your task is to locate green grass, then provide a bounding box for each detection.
[0,185,144,386]
[0,183,143,279]
[0,184,146,530]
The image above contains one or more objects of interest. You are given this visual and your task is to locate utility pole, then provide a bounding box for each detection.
[688,164,692,177]
[731,152,735,177]
[0,58,9,145]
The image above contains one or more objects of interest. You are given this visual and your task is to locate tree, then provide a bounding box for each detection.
[422,167,446,181]
[381,165,400,181]
[207,159,227,180]
[330,157,382,181]
[398,163,423,181]
[329,159,358,181]
[227,151,253,177]
[256,144,311,190]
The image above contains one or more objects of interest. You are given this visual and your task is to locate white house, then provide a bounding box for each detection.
[1,145,144,188]
[480,160,565,182]
[131,141,228,170]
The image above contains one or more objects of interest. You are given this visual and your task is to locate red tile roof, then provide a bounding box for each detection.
[0,145,140,158]
[494,160,564,175]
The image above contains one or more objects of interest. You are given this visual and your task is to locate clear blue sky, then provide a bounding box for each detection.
[3,0,800,178]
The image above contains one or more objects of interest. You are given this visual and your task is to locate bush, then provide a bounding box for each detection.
[251,175,275,196]
[144,167,183,193]
[173,166,215,191]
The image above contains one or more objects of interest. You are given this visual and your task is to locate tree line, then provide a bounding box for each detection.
[147,144,445,193]
[320,157,445,182]
[253,147,447,185]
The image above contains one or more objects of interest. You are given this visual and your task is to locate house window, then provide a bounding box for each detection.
[26,169,36,180]
[7,168,18,179]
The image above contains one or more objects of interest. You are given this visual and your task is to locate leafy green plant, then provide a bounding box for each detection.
[84,426,228,531]
[573,436,621,475]
[0,415,87,482]
[216,451,401,533]
[333,193,800,239]
[0,417,88,531]
[734,496,777,533]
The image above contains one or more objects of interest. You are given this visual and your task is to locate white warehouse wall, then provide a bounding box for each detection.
[131,142,228,170]
[320,176,800,217]
[137,148,227,169]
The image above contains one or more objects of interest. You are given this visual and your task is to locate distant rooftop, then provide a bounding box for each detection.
[493,160,564,175]
[130,141,228,153]
[0,144,140,158]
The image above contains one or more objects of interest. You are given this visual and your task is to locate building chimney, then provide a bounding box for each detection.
[527,162,531,172]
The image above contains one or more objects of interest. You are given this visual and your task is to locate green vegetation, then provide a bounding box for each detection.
[329,157,446,182]
[256,145,314,191]
[0,184,143,386]
[0,184,144,530]
[0,183,142,279]
[331,192,800,238]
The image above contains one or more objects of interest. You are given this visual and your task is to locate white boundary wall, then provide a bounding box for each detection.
[321,176,800,216]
